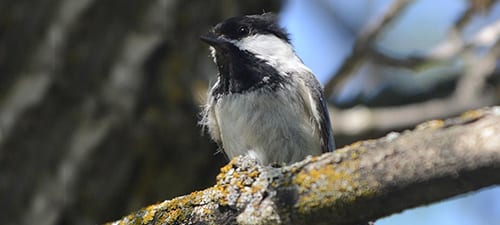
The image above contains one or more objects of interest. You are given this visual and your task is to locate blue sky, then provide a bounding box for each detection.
[280,0,500,224]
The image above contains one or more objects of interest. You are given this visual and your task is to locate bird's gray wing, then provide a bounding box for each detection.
[304,73,335,153]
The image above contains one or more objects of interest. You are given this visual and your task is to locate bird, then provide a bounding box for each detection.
[200,13,334,165]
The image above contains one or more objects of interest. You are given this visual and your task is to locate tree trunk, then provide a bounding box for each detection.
[0,1,280,225]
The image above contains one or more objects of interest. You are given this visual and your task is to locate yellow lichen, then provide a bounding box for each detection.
[347,140,363,149]
[293,157,378,215]
[142,205,157,223]
[202,207,213,215]
[220,161,233,174]
[248,169,260,178]
[461,108,482,119]
[416,119,445,130]
[350,151,358,160]
[250,183,262,193]
[153,189,213,224]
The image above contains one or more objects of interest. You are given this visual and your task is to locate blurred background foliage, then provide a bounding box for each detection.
[0,0,498,225]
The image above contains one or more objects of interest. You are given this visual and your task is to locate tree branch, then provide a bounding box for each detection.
[107,106,500,225]
[323,0,414,97]
[331,21,500,136]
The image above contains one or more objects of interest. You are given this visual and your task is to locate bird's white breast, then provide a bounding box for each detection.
[212,84,321,164]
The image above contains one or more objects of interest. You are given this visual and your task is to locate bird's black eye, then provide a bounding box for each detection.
[237,26,249,36]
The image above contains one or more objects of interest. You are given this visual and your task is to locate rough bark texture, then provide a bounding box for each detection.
[0,1,280,225]
[107,106,500,225]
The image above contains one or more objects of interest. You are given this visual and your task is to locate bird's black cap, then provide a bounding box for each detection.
[200,13,290,45]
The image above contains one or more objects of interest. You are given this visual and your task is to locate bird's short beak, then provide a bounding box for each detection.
[200,32,229,48]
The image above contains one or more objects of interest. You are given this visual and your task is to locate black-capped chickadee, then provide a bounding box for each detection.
[200,13,334,165]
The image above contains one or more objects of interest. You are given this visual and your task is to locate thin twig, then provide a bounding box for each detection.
[369,19,500,70]
[323,0,415,97]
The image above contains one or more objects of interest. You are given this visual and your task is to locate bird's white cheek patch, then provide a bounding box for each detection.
[234,34,295,61]
[234,34,310,74]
